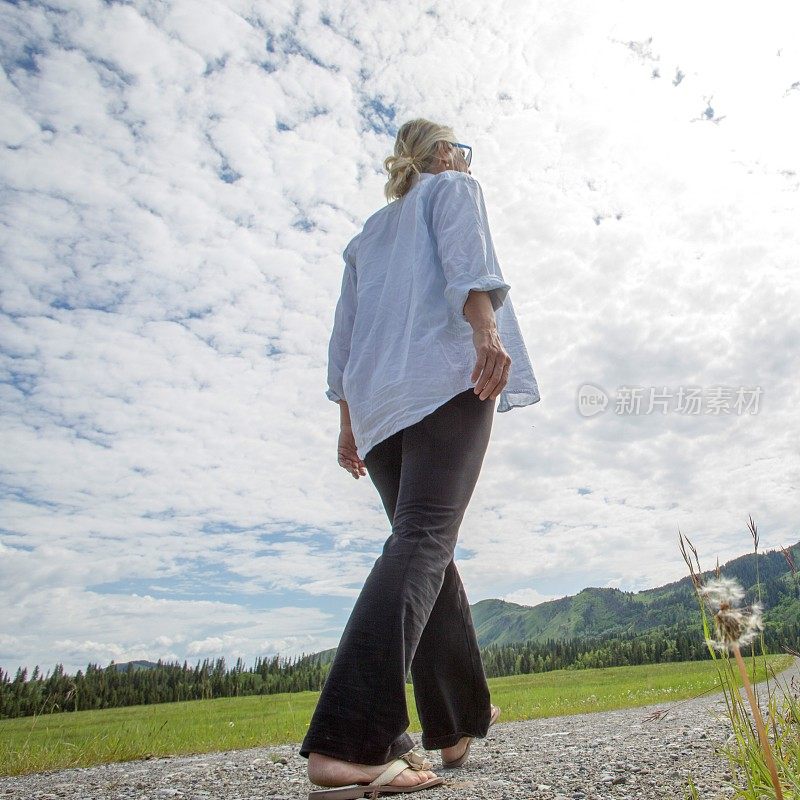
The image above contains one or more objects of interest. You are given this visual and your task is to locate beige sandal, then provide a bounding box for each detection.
[307,748,444,799]
[441,703,501,769]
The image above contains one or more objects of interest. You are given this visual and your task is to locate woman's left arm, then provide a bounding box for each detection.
[335,398,366,479]
[326,257,357,405]
[326,237,366,479]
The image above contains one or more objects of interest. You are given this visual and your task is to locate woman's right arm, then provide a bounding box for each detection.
[337,398,354,429]
[430,173,512,401]
[429,173,511,322]
[463,289,511,401]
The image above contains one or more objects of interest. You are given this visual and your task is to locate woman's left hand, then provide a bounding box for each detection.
[337,426,367,479]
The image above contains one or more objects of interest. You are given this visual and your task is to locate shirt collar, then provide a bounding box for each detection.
[409,171,435,189]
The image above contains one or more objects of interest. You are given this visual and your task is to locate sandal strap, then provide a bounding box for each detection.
[401,749,433,771]
[367,749,432,787]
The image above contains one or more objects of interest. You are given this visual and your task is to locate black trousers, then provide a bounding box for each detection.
[299,387,496,765]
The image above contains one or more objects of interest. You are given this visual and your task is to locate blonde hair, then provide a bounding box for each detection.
[383,118,456,202]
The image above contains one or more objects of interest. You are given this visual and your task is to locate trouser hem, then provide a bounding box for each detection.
[421,728,486,749]
[299,732,416,765]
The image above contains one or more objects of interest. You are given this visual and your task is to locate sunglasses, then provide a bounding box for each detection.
[447,141,472,167]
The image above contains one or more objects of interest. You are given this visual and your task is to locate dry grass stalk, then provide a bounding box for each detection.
[699,575,783,800]
[748,514,759,552]
[729,640,784,800]
[678,528,704,592]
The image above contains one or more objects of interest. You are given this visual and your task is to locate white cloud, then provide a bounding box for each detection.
[1,0,798,676]
[502,587,561,607]
[3,585,337,674]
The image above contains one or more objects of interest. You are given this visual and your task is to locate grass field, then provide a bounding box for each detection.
[1,654,794,777]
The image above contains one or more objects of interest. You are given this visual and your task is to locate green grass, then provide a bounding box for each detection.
[488,654,794,719]
[1,654,794,777]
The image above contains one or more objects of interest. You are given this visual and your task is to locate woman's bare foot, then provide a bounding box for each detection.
[441,705,501,765]
[307,752,438,788]
[441,736,470,763]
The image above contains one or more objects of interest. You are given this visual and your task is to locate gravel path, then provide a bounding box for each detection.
[3,657,798,800]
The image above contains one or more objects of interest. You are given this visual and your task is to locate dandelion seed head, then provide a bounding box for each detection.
[699,576,746,609]
[707,601,765,652]
[714,606,746,643]
[737,602,765,649]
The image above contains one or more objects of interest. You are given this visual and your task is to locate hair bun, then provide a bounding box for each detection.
[384,118,454,201]
[386,153,417,173]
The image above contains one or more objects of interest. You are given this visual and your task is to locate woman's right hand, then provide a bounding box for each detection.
[471,326,511,401]
[337,425,367,479]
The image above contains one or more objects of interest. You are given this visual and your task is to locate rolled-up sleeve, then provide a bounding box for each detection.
[430,173,511,320]
[325,240,358,403]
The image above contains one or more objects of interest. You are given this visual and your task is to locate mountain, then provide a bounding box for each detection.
[298,540,800,665]
[111,660,162,673]
[471,541,800,647]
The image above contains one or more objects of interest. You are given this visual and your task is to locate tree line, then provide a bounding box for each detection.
[0,654,327,719]
[2,618,798,720]
[482,619,799,676]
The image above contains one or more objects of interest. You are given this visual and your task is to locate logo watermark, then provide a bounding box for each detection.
[576,384,762,417]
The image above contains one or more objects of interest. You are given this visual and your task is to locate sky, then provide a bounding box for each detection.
[1,0,799,678]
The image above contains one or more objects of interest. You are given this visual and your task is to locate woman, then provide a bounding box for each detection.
[301,118,540,798]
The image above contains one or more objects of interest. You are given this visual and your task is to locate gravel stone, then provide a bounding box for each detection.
[1,657,797,800]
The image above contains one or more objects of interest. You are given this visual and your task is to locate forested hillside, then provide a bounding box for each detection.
[472,542,800,646]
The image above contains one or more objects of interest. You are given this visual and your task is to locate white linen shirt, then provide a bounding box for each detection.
[326,169,540,460]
